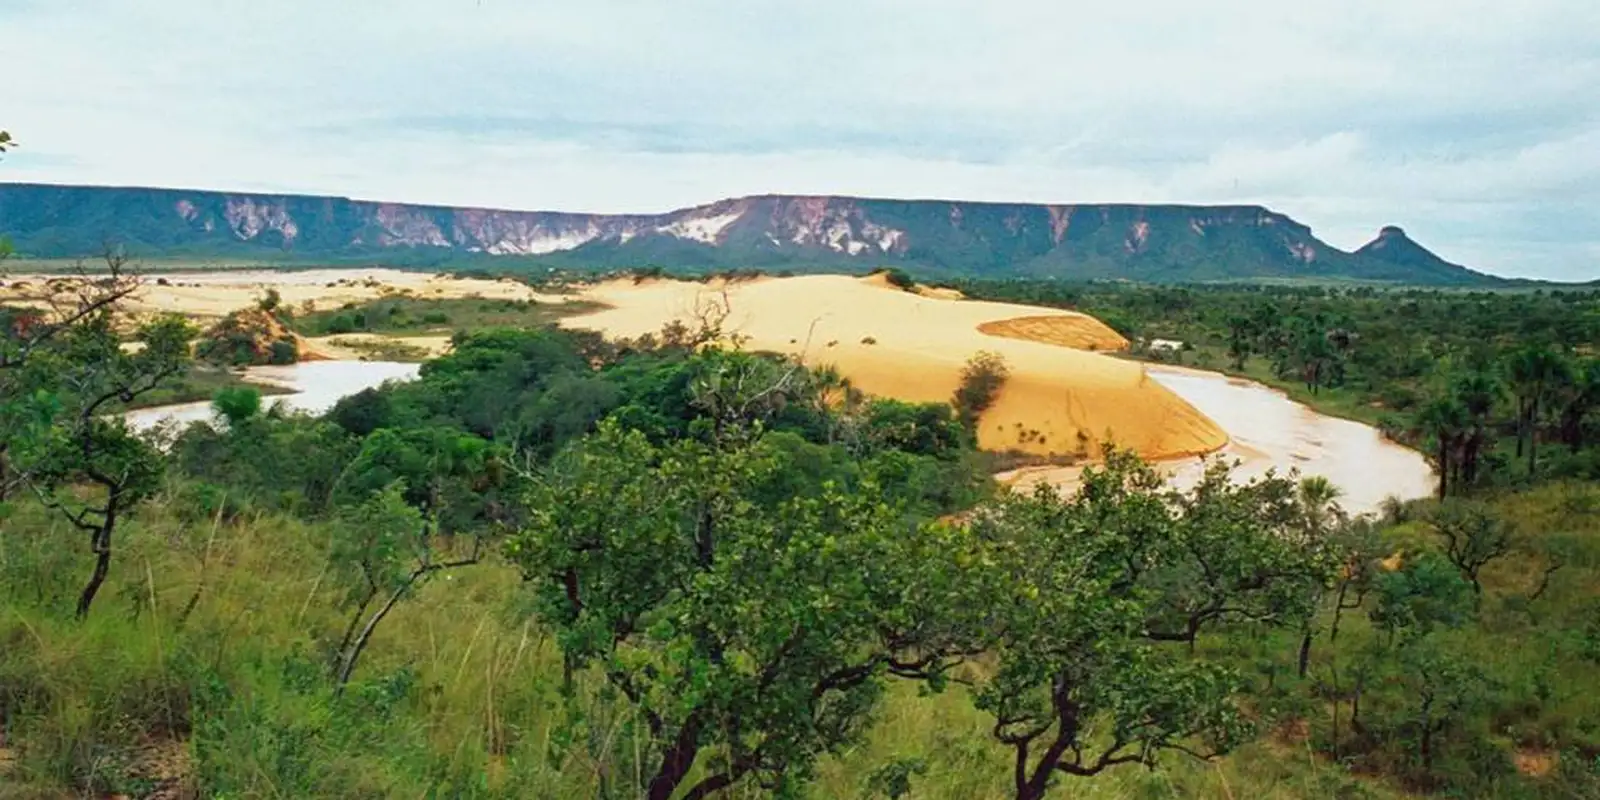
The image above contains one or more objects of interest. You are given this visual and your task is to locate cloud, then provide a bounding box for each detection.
[1,0,1597,280]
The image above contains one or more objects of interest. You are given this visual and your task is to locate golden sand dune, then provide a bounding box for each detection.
[567,275,1227,460]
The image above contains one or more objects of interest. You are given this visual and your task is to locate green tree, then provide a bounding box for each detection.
[1396,639,1491,775]
[328,482,483,689]
[952,350,1008,433]
[1555,357,1600,452]
[963,453,1334,800]
[1505,344,1565,474]
[1426,499,1514,601]
[1369,552,1475,642]
[1225,314,1253,371]
[1450,370,1501,488]
[1293,475,1345,676]
[212,385,263,428]
[6,311,195,616]
[1417,396,1468,498]
[508,421,970,799]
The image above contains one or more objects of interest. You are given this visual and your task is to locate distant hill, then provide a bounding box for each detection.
[0,183,1504,285]
[1353,225,1483,285]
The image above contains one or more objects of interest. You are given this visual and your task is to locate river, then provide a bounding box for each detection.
[125,359,1435,516]
[1001,365,1436,517]
[124,361,421,432]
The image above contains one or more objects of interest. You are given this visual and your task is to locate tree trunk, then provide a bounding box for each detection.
[1296,629,1314,678]
[76,525,114,619]
[333,588,378,671]
[1528,402,1540,475]
[1436,443,1449,499]
[647,716,704,800]
[1418,694,1435,771]
[336,574,420,689]
[1516,402,1528,458]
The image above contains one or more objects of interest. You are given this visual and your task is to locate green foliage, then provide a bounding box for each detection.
[957,280,1600,490]
[507,419,975,797]
[952,351,1008,432]
[879,268,916,290]
[292,295,600,337]
[211,385,262,427]
[961,453,1335,798]
[1369,552,1475,638]
[4,307,196,616]
[7,270,1600,797]
[1425,500,1514,597]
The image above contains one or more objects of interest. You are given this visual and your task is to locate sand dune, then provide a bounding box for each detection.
[566,275,1227,460]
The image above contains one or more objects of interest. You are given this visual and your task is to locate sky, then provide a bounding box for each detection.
[2,0,1597,280]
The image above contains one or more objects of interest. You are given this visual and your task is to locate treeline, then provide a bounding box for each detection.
[955,280,1600,493]
[3,272,1600,797]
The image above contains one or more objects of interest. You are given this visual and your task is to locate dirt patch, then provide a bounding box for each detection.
[1514,748,1557,778]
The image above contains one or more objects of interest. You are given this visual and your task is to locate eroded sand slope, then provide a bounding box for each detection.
[566,275,1227,460]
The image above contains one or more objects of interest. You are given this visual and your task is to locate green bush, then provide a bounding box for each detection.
[267,340,298,365]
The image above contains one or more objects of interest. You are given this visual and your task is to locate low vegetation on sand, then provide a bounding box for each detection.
[194,293,302,367]
[3,271,1600,798]
[291,295,603,338]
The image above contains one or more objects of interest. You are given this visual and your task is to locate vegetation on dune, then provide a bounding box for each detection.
[193,290,301,367]
[2,263,1600,798]
[291,295,602,338]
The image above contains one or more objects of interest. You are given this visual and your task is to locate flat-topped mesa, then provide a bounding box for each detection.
[561,274,1228,460]
[0,183,1500,285]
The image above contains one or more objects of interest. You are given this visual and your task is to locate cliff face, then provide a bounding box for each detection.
[0,183,1498,285]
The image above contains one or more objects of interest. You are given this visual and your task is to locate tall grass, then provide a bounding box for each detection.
[0,489,1409,799]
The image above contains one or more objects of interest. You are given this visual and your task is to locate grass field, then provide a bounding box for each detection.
[0,493,1407,799]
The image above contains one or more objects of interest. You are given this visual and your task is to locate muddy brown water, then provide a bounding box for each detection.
[1002,365,1436,517]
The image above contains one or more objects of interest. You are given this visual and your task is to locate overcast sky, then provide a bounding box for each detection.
[2,1,1597,280]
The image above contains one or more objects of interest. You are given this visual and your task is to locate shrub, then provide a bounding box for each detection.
[213,386,263,426]
[880,268,915,290]
[267,340,299,365]
[325,314,357,335]
[952,351,1009,431]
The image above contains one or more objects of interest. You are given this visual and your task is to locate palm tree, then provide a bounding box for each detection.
[1450,371,1501,489]
[1556,358,1600,452]
[1505,345,1566,474]
[1418,396,1469,499]
[1292,475,1346,677]
[1298,475,1347,535]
